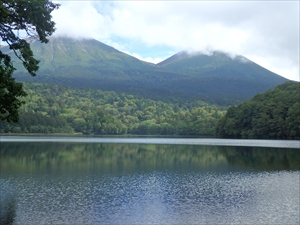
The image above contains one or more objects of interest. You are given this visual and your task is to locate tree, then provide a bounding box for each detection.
[0,53,27,122]
[216,82,300,139]
[0,0,59,122]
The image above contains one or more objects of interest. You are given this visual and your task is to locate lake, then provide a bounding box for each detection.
[1,136,299,225]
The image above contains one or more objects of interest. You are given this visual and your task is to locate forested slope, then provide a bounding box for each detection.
[0,82,226,135]
[5,37,288,105]
[216,82,300,139]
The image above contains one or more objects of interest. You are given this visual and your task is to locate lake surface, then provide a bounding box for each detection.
[1,136,299,224]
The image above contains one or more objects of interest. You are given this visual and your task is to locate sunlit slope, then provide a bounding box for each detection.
[11,37,154,73]
[6,37,289,105]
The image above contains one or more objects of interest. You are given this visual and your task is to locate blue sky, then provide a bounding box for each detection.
[51,1,299,81]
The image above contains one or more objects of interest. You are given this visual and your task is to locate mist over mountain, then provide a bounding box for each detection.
[158,50,285,82]
[3,37,289,105]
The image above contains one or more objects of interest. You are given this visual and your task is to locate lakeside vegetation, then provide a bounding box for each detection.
[1,81,298,139]
[0,82,226,135]
[216,81,300,139]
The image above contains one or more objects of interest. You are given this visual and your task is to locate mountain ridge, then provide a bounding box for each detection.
[2,36,290,105]
[157,50,285,82]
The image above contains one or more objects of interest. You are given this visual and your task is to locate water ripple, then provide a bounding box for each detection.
[1,170,299,225]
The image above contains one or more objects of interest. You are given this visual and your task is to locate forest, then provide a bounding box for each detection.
[0,82,226,135]
[11,37,288,106]
[1,81,298,139]
[216,81,300,139]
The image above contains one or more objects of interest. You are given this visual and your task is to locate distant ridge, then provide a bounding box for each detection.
[4,36,289,105]
[158,50,284,82]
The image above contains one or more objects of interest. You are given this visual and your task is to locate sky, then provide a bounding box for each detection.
[51,1,299,81]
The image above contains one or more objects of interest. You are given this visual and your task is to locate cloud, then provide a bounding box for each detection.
[52,1,113,40]
[51,1,299,81]
[122,51,165,65]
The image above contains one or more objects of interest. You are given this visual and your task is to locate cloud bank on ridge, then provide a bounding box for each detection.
[51,1,299,81]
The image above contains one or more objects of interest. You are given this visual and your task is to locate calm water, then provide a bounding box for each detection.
[1,137,299,225]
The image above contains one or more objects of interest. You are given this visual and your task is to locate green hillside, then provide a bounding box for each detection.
[0,82,226,135]
[157,51,288,102]
[3,37,289,105]
[9,37,154,71]
[158,50,283,83]
[216,81,300,139]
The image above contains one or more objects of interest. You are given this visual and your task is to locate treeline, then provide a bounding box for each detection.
[216,81,300,139]
[0,82,226,135]
[0,112,73,134]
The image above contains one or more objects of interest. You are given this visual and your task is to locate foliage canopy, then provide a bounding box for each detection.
[0,82,226,135]
[0,0,59,122]
[216,82,300,139]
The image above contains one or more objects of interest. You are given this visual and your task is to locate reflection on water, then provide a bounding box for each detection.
[0,182,16,225]
[1,142,299,174]
[221,146,300,171]
[1,142,230,174]
[0,141,299,224]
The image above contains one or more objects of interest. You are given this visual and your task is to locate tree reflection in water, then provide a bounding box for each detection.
[1,142,299,174]
[0,141,299,224]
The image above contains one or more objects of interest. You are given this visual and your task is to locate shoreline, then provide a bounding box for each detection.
[1,135,299,149]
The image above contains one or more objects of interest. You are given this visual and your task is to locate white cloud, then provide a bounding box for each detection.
[52,1,113,40]
[51,1,299,81]
[123,51,165,65]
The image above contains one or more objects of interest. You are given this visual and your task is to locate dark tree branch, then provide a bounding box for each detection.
[0,0,60,122]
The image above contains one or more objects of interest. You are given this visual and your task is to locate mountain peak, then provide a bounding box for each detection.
[8,37,289,105]
[5,36,154,72]
[157,50,252,67]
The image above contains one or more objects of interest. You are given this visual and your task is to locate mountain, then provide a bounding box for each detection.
[6,36,154,72]
[156,50,289,104]
[158,50,284,83]
[3,37,289,105]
